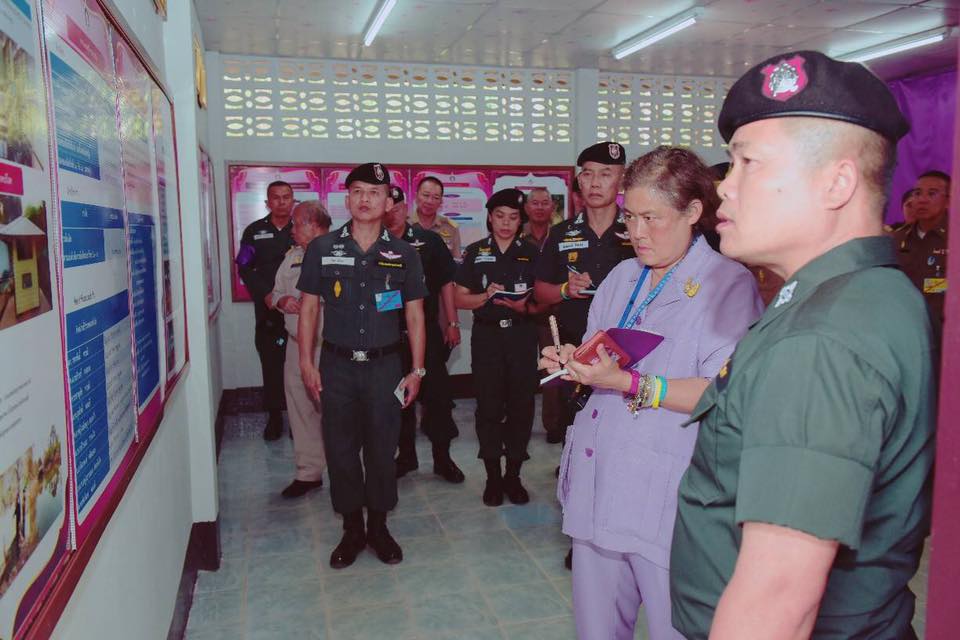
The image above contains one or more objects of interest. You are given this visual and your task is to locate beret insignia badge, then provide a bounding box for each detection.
[374,163,385,181]
[608,143,621,160]
[762,55,807,102]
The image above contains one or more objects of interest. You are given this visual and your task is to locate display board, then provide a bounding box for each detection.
[228,163,575,302]
[199,147,221,320]
[0,0,69,636]
[0,0,189,635]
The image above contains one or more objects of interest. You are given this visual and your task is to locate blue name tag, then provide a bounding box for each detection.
[375,290,403,312]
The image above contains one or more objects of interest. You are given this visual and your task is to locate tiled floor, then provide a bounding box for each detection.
[186,398,929,640]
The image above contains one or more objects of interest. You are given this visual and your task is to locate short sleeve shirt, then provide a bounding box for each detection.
[534,210,635,342]
[398,223,456,323]
[297,222,427,349]
[413,212,462,260]
[671,237,936,639]
[456,236,539,324]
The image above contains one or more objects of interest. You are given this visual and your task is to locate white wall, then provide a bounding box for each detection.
[51,0,219,637]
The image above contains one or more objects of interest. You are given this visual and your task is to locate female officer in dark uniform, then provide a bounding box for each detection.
[455,188,543,506]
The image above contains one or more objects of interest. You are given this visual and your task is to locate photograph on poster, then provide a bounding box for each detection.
[0,429,62,599]
[0,195,51,329]
[0,29,43,170]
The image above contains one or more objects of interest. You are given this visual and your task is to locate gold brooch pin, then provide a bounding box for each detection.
[684,278,700,298]
[334,280,342,298]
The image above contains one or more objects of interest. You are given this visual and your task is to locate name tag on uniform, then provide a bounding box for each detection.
[322,256,356,266]
[474,255,496,264]
[254,231,274,240]
[375,290,403,312]
[923,278,948,294]
[559,240,588,251]
[378,260,404,268]
[515,283,528,293]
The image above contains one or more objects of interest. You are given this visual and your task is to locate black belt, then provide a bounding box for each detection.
[323,340,401,362]
[474,317,528,328]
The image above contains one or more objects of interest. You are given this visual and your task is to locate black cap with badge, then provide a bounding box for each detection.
[718,50,910,143]
[486,188,527,212]
[577,141,626,166]
[345,162,391,187]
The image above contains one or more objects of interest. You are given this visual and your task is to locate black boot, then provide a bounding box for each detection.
[432,441,465,484]
[330,510,366,569]
[395,450,419,478]
[263,410,283,441]
[503,459,530,505]
[366,510,403,564]
[482,458,504,507]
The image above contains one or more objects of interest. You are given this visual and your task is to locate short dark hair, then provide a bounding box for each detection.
[918,170,950,187]
[417,176,445,195]
[623,146,720,222]
[266,180,293,195]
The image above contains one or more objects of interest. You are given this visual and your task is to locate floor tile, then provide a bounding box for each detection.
[397,558,472,600]
[186,588,244,632]
[320,569,404,608]
[195,558,247,594]
[465,551,549,589]
[410,592,498,634]
[502,615,576,640]
[247,552,323,587]
[483,581,570,624]
[327,602,415,640]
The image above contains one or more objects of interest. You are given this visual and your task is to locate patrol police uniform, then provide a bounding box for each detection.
[236,213,295,437]
[893,220,948,345]
[456,189,540,505]
[394,212,463,481]
[297,163,428,568]
[671,51,935,640]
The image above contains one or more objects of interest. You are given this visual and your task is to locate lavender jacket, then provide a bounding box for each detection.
[557,238,763,568]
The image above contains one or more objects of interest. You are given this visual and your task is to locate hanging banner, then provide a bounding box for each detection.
[150,87,186,385]
[227,165,322,301]
[0,0,69,636]
[44,0,138,542]
[114,35,161,435]
[199,147,221,319]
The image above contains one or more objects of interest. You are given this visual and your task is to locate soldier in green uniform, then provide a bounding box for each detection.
[671,51,936,639]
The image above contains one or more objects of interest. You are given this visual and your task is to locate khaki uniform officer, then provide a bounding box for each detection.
[893,170,950,345]
[297,163,428,569]
[271,201,331,498]
[412,176,462,260]
[671,51,935,639]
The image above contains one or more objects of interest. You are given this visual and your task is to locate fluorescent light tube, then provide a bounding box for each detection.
[838,27,951,63]
[612,8,702,60]
[363,0,397,47]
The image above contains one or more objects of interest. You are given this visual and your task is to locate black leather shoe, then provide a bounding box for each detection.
[433,458,465,484]
[503,475,530,505]
[367,527,403,564]
[546,430,563,444]
[482,479,504,507]
[395,456,419,478]
[263,413,283,441]
[330,529,367,569]
[280,479,323,499]
[564,548,572,571]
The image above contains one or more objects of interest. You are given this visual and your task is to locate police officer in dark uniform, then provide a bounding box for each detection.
[534,142,635,439]
[455,188,543,507]
[297,163,428,569]
[893,170,950,347]
[236,180,296,440]
[384,186,465,483]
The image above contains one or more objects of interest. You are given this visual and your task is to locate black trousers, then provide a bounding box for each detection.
[254,309,286,412]
[398,323,458,456]
[320,350,402,514]
[471,321,538,462]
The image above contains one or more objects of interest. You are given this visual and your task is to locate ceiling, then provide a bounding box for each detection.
[196,0,960,80]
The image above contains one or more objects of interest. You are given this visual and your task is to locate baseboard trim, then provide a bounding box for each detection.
[167,519,220,640]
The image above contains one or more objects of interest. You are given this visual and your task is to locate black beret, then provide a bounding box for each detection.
[345,162,390,187]
[389,186,405,203]
[718,50,909,143]
[486,188,526,212]
[577,142,626,166]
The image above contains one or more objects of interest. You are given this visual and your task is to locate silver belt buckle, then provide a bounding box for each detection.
[499,319,512,328]
[351,350,369,362]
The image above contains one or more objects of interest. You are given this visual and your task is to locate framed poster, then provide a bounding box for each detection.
[0,0,70,635]
[199,147,221,320]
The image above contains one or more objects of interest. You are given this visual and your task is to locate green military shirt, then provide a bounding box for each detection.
[671,237,936,639]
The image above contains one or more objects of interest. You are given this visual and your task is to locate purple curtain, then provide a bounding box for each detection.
[886,70,957,223]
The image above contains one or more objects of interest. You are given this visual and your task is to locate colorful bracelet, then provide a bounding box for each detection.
[560,282,570,300]
[659,376,668,406]
[627,370,641,396]
[651,376,663,409]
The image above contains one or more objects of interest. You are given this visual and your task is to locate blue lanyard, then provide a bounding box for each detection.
[617,238,695,329]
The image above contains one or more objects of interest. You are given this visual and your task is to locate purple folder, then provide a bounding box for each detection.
[540,327,663,387]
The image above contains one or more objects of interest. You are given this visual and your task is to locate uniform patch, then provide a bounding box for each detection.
[762,55,807,102]
[515,283,528,293]
[516,256,530,262]
[684,278,700,298]
[380,250,402,260]
[332,249,347,257]
[559,240,589,251]
[253,231,274,240]
[565,228,581,237]
[334,280,342,298]
[474,255,497,264]
[615,231,630,240]
[322,256,355,266]
[774,281,798,307]
[375,290,402,312]
[378,260,404,269]
[410,240,425,248]
[923,278,947,294]
[716,357,732,393]
[567,252,578,263]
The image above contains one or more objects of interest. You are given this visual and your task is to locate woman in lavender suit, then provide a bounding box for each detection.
[541,147,763,639]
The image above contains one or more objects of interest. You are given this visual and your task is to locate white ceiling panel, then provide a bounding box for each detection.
[198,0,960,80]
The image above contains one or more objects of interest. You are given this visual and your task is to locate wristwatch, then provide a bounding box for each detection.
[413,367,427,378]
